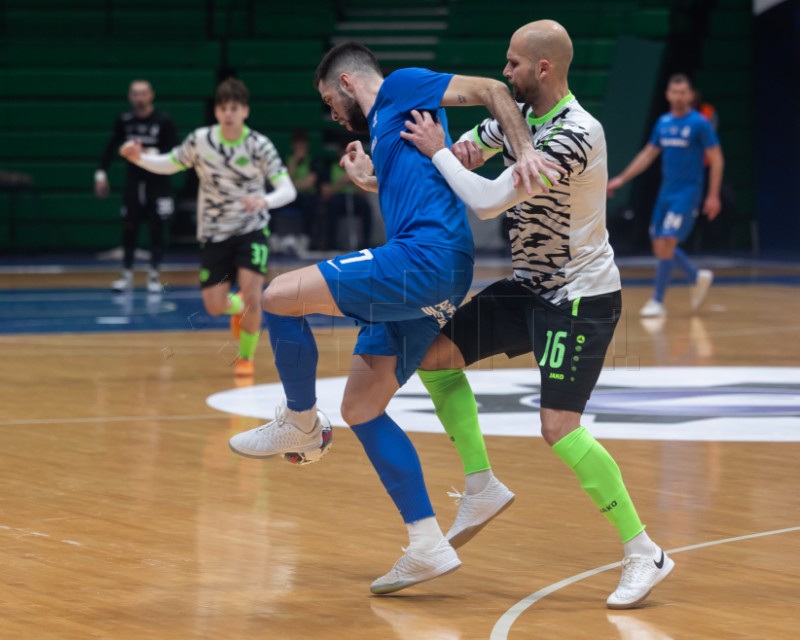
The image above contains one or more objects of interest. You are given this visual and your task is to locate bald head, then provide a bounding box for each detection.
[511,20,573,79]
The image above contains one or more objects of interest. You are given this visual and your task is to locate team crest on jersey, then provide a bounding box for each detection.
[681,125,691,138]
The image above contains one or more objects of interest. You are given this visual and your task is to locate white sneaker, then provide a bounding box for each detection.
[370,539,461,595]
[690,269,714,312]
[147,270,163,294]
[606,546,675,609]
[639,298,666,318]
[445,477,516,548]
[229,401,322,459]
[111,270,132,292]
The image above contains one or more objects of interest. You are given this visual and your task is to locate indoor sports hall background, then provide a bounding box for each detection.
[1,1,799,639]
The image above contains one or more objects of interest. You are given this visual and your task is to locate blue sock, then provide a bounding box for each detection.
[350,413,435,523]
[673,247,698,283]
[265,312,317,411]
[653,259,674,303]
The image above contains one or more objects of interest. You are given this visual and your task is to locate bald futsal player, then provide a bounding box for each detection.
[400,21,675,610]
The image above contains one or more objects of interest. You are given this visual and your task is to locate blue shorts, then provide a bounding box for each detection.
[317,242,473,386]
[649,187,702,242]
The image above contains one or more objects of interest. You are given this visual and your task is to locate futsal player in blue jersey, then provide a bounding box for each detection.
[608,74,724,317]
[229,42,562,594]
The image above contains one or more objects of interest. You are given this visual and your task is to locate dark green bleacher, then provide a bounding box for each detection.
[694,1,755,250]
[0,2,332,252]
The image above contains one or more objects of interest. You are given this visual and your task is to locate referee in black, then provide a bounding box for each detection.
[95,79,179,292]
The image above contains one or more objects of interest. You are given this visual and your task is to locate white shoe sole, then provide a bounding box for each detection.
[447,493,516,549]
[370,558,462,595]
[227,443,280,460]
[228,437,323,460]
[606,555,675,610]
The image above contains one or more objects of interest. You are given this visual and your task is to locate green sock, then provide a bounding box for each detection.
[552,426,645,543]
[418,369,491,475]
[225,292,244,315]
[239,329,259,360]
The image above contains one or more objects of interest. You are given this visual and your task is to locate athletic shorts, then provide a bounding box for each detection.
[649,186,702,242]
[443,278,622,414]
[199,228,269,289]
[318,242,473,386]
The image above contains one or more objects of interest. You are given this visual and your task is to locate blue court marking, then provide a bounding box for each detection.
[2,273,799,336]
[0,287,358,335]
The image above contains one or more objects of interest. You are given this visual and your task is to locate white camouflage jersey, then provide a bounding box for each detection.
[170,125,287,243]
[469,93,621,303]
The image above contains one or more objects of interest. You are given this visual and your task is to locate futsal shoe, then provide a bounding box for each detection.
[370,539,461,595]
[606,545,675,609]
[690,269,714,312]
[229,401,323,459]
[147,270,164,294]
[639,298,666,318]
[445,477,516,548]
[233,357,254,377]
[111,270,133,292]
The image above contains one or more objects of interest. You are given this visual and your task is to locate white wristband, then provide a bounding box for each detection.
[94,170,108,183]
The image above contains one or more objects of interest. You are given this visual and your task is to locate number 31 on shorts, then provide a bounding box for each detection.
[251,243,268,273]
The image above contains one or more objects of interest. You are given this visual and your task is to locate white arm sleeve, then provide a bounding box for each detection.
[457,128,499,162]
[431,148,539,220]
[133,152,185,176]
[264,173,297,210]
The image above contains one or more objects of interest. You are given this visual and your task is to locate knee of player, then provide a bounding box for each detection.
[539,410,581,446]
[340,398,379,427]
[339,399,360,427]
[261,284,278,313]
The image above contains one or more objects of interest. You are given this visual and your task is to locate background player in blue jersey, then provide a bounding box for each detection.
[228,42,562,594]
[608,73,724,317]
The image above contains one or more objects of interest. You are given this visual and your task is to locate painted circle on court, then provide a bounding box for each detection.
[207,367,800,442]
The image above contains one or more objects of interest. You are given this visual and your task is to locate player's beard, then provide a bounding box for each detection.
[512,79,538,106]
[339,91,369,134]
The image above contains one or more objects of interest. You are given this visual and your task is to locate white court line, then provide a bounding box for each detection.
[490,526,800,640]
[0,414,226,427]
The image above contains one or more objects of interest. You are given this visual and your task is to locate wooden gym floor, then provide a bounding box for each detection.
[1,262,799,639]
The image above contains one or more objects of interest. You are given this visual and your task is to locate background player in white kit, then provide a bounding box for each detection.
[394,21,674,609]
[120,78,297,377]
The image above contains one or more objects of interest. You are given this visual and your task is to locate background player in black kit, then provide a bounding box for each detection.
[94,79,179,293]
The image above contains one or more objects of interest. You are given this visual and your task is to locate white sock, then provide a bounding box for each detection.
[465,469,493,495]
[287,405,318,433]
[624,530,656,557]
[406,516,444,552]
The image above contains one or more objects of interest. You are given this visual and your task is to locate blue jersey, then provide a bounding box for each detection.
[367,68,474,257]
[648,110,719,193]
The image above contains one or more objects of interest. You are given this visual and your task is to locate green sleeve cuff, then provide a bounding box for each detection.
[170,153,187,170]
[472,125,496,152]
[269,170,289,183]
